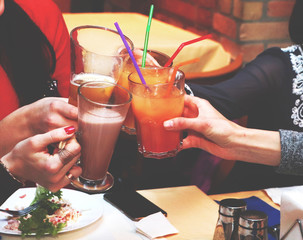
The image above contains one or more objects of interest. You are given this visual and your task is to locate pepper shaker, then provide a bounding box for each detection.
[213,198,247,240]
[238,210,268,240]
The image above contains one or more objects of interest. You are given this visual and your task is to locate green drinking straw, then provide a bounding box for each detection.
[142,4,154,67]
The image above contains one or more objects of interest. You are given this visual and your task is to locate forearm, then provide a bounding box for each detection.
[230,126,281,166]
[0,105,32,157]
[0,161,23,204]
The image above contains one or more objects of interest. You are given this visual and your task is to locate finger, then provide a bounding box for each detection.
[64,165,82,183]
[44,150,80,186]
[164,117,202,132]
[48,165,82,192]
[183,95,199,118]
[55,138,81,168]
[49,99,78,121]
[182,133,212,150]
[58,148,77,165]
[32,126,76,150]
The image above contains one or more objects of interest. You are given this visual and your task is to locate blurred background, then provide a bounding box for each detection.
[53,0,295,64]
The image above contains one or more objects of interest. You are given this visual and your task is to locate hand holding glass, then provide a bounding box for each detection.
[128,67,185,159]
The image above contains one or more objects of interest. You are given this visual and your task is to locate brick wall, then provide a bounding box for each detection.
[105,0,296,63]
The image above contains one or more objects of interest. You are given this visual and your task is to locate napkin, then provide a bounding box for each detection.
[280,189,303,239]
[134,212,178,239]
[265,185,303,205]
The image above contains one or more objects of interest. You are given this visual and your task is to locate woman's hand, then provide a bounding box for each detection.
[0,97,78,157]
[25,97,78,135]
[164,95,281,165]
[1,126,82,192]
[163,95,245,160]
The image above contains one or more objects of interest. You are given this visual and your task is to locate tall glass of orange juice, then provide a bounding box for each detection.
[128,67,185,159]
[69,26,134,106]
[119,50,171,135]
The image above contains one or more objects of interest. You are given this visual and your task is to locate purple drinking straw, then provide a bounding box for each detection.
[114,22,147,85]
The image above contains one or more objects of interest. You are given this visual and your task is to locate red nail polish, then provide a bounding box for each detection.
[64,126,75,134]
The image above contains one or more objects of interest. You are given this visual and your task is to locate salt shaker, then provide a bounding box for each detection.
[213,198,247,240]
[238,210,268,240]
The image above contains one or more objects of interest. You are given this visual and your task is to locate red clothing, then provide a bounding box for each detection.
[0,0,70,120]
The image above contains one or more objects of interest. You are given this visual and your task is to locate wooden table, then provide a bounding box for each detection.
[62,12,230,74]
[139,185,219,240]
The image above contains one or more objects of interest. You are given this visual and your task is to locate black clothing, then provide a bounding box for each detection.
[188,46,303,193]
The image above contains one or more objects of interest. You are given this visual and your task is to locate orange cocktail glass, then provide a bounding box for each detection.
[69,25,134,106]
[69,74,116,106]
[128,67,185,159]
[118,50,171,135]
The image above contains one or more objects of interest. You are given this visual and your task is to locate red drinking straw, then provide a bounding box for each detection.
[164,34,212,67]
[165,58,200,97]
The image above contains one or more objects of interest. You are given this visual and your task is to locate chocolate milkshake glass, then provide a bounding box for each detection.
[71,81,132,193]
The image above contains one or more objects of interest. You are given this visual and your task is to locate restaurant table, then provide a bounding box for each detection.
[63,12,230,74]
[0,185,218,240]
[0,186,281,240]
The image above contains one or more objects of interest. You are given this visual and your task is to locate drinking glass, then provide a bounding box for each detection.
[71,81,132,193]
[118,49,171,135]
[69,25,134,106]
[128,67,185,159]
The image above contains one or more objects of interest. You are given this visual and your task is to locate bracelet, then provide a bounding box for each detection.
[0,159,25,186]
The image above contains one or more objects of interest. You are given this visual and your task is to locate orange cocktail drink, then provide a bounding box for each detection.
[118,50,171,135]
[69,74,116,106]
[69,25,133,107]
[128,67,185,159]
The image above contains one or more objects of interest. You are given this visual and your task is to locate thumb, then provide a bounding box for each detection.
[164,117,198,131]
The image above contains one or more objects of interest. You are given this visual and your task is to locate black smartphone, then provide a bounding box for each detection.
[104,190,167,221]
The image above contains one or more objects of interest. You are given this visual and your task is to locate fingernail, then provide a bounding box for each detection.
[64,126,75,134]
[65,172,73,181]
[163,120,174,128]
[67,173,73,180]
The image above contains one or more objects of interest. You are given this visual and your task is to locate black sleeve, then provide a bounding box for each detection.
[187,47,290,120]
[276,129,303,175]
[0,163,23,205]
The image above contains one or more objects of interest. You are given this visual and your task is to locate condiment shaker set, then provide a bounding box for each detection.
[213,198,268,240]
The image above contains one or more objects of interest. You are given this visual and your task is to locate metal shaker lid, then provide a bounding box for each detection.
[219,198,247,217]
[239,210,268,229]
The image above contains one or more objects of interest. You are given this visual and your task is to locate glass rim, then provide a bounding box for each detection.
[70,25,134,58]
[128,68,185,86]
[78,80,132,107]
[139,49,171,65]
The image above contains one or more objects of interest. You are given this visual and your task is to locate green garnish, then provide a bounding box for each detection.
[18,186,66,239]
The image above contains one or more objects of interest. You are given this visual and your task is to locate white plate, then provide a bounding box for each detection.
[0,187,103,235]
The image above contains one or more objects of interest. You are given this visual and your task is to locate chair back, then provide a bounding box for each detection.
[185,54,243,85]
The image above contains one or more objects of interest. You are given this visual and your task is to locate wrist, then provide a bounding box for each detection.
[232,127,281,166]
[0,156,26,186]
[20,104,37,136]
